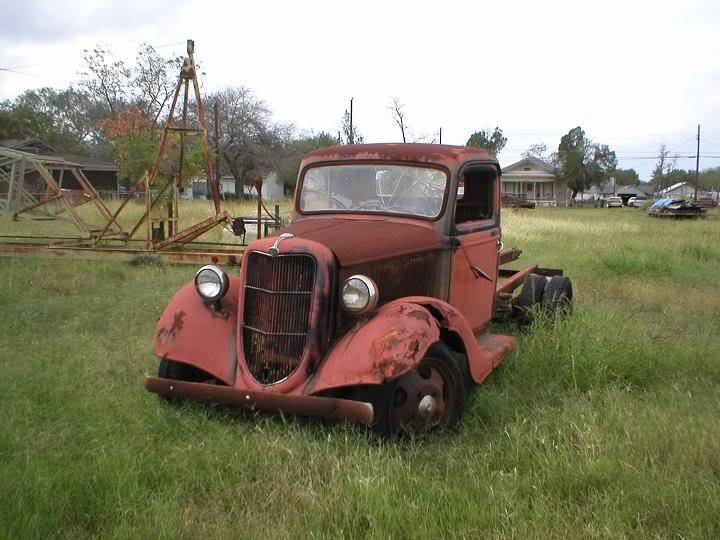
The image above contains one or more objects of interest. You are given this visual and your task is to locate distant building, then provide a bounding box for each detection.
[191,172,284,201]
[0,138,118,190]
[575,180,615,202]
[658,181,708,199]
[501,157,562,207]
[615,184,654,205]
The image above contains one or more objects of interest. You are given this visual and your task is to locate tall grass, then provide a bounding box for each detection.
[0,207,719,538]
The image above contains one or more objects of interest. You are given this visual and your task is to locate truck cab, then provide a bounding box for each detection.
[147,144,572,437]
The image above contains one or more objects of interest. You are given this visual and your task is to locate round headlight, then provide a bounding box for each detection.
[341,275,378,314]
[194,265,229,301]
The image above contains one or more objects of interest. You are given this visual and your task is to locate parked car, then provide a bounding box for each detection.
[607,196,623,208]
[627,197,646,208]
[146,144,573,437]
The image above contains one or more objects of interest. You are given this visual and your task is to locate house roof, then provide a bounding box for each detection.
[659,181,694,195]
[0,137,56,154]
[616,184,654,196]
[0,138,117,172]
[501,157,554,174]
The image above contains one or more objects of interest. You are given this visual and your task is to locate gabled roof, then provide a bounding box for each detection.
[616,184,654,196]
[0,137,56,154]
[501,157,554,174]
[0,138,116,172]
[659,181,694,195]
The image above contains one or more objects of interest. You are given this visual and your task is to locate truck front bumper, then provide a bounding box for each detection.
[145,376,375,426]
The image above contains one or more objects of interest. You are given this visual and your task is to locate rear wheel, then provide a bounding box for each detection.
[541,276,573,317]
[371,343,466,438]
[513,273,547,325]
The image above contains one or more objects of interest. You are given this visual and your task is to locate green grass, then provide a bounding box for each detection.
[1,207,719,538]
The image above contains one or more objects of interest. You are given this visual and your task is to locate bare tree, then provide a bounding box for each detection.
[79,46,132,117]
[207,86,292,196]
[133,44,183,125]
[389,97,407,143]
[651,143,679,189]
[521,142,549,160]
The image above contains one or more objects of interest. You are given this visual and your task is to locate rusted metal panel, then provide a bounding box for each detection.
[388,296,516,383]
[155,278,241,384]
[145,377,374,425]
[306,301,441,395]
[275,215,448,267]
[335,249,449,335]
[496,264,539,294]
[449,230,500,333]
[0,242,243,266]
[301,144,496,170]
[498,248,522,266]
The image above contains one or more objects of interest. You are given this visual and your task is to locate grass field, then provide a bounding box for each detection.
[1,207,719,538]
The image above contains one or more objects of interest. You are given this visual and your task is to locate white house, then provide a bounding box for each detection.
[501,157,562,207]
[658,181,707,199]
[190,172,285,200]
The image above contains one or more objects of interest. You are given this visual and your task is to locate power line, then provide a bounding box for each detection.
[0,67,74,84]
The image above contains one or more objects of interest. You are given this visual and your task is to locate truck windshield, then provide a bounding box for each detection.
[299,164,448,218]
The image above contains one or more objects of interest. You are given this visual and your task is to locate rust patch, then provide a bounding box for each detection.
[371,325,431,380]
[156,310,186,342]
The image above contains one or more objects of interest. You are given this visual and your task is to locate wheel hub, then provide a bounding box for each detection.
[388,362,448,433]
[417,395,436,420]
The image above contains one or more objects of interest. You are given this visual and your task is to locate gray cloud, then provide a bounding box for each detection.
[0,0,185,45]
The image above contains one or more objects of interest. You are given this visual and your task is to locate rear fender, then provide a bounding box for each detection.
[154,277,240,385]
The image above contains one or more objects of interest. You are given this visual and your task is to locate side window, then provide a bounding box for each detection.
[454,168,496,225]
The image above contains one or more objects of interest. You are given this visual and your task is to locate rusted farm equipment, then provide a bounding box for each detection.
[146,143,573,437]
[0,40,279,266]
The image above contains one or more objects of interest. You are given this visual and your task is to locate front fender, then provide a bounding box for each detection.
[305,301,441,395]
[154,277,240,385]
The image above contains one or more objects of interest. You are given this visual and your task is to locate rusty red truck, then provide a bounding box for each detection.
[146,144,572,436]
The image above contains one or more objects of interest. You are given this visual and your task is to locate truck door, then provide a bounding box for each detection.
[448,165,501,332]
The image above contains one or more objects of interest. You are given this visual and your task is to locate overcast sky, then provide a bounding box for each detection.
[1,0,719,180]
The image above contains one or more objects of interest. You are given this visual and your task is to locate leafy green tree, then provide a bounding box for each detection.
[698,166,720,191]
[0,88,100,154]
[552,126,618,200]
[466,127,507,156]
[611,168,640,186]
[275,131,341,192]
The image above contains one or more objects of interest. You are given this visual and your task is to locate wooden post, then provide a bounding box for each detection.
[144,172,151,248]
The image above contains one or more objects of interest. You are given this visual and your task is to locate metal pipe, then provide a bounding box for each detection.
[145,376,375,426]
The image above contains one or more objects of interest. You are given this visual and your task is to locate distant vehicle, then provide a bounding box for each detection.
[607,196,623,208]
[627,197,646,208]
[697,197,717,208]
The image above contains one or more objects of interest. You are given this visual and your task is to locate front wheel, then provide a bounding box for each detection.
[370,343,466,438]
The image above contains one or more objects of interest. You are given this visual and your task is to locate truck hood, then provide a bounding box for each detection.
[273,216,447,266]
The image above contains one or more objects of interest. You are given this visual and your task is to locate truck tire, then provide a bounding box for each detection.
[370,342,466,438]
[541,276,573,317]
[513,273,547,325]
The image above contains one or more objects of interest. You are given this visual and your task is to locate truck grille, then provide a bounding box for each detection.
[242,252,316,385]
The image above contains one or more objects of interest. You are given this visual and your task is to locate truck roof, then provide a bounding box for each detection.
[301,143,498,171]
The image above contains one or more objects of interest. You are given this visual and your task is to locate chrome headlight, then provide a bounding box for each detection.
[341,275,378,314]
[194,265,229,301]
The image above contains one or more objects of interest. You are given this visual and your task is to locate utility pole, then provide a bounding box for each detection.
[214,102,220,198]
[694,124,700,201]
[439,127,442,144]
[349,97,354,144]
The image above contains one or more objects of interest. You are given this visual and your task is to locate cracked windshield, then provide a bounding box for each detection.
[300,164,448,218]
